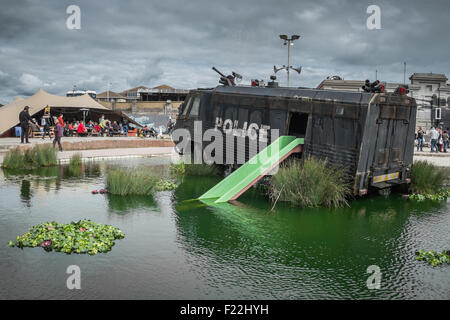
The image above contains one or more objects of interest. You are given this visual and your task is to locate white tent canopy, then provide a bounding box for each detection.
[0,89,109,135]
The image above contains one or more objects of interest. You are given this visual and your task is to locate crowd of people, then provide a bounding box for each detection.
[63,117,128,137]
[18,107,175,153]
[416,126,449,153]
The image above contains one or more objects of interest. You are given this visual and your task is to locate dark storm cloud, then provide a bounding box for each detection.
[0,0,449,103]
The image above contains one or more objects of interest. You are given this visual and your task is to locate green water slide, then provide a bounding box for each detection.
[199,136,304,203]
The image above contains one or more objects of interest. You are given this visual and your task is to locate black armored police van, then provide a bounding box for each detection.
[173,71,417,196]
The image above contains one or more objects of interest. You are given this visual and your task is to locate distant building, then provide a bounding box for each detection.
[113,85,187,102]
[408,73,450,129]
[138,85,189,102]
[317,73,450,129]
[96,91,127,102]
[119,86,149,101]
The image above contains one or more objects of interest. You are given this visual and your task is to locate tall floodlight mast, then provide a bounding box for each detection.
[274,34,301,87]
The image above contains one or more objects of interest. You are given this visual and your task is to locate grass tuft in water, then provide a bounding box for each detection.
[170,162,221,176]
[106,167,177,196]
[69,153,82,167]
[268,157,351,208]
[409,160,447,195]
[1,145,57,170]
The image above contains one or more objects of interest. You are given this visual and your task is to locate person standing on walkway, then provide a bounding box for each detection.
[19,106,37,144]
[416,127,425,151]
[122,118,129,137]
[40,116,51,140]
[430,127,439,153]
[53,122,63,152]
[443,130,449,153]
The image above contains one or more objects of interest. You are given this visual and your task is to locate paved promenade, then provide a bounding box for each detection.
[0,136,173,151]
[0,146,177,163]
[0,136,177,163]
[414,146,450,167]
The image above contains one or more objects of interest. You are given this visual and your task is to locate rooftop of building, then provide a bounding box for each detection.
[409,73,448,81]
[96,91,127,99]
[119,86,150,96]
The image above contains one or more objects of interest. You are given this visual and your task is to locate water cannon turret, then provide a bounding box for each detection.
[362,79,385,93]
[212,67,241,86]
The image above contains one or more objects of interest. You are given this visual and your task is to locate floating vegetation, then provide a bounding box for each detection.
[268,157,351,208]
[169,162,221,176]
[415,250,450,267]
[106,167,178,196]
[154,179,178,191]
[8,220,125,255]
[1,145,57,170]
[169,162,186,175]
[409,190,450,202]
[410,160,447,195]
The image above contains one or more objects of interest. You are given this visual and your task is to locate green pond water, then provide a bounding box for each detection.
[0,157,449,299]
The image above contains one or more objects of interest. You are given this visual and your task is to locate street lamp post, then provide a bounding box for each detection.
[274,34,301,87]
[107,82,112,102]
[403,62,406,85]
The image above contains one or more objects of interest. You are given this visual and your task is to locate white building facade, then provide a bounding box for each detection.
[408,73,450,129]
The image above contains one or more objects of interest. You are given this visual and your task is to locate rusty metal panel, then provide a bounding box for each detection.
[380,105,396,119]
[396,106,410,120]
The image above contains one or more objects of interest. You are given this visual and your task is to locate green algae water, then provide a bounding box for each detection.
[0,157,449,299]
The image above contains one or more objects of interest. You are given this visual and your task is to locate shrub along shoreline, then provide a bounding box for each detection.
[408,160,450,201]
[1,145,57,170]
[409,160,447,194]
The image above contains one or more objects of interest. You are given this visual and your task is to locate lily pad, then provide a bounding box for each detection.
[409,190,450,202]
[415,249,450,267]
[8,220,125,255]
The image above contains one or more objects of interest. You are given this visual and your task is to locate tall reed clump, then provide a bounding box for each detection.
[268,157,351,208]
[69,153,82,167]
[169,162,221,176]
[1,148,24,169]
[106,167,177,196]
[1,145,57,170]
[410,160,447,194]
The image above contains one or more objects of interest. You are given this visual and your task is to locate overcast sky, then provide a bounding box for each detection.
[0,0,449,104]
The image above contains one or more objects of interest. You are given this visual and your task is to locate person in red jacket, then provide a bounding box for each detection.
[94,122,101,134]
[77,121,87,137]
[57,114,64,127]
